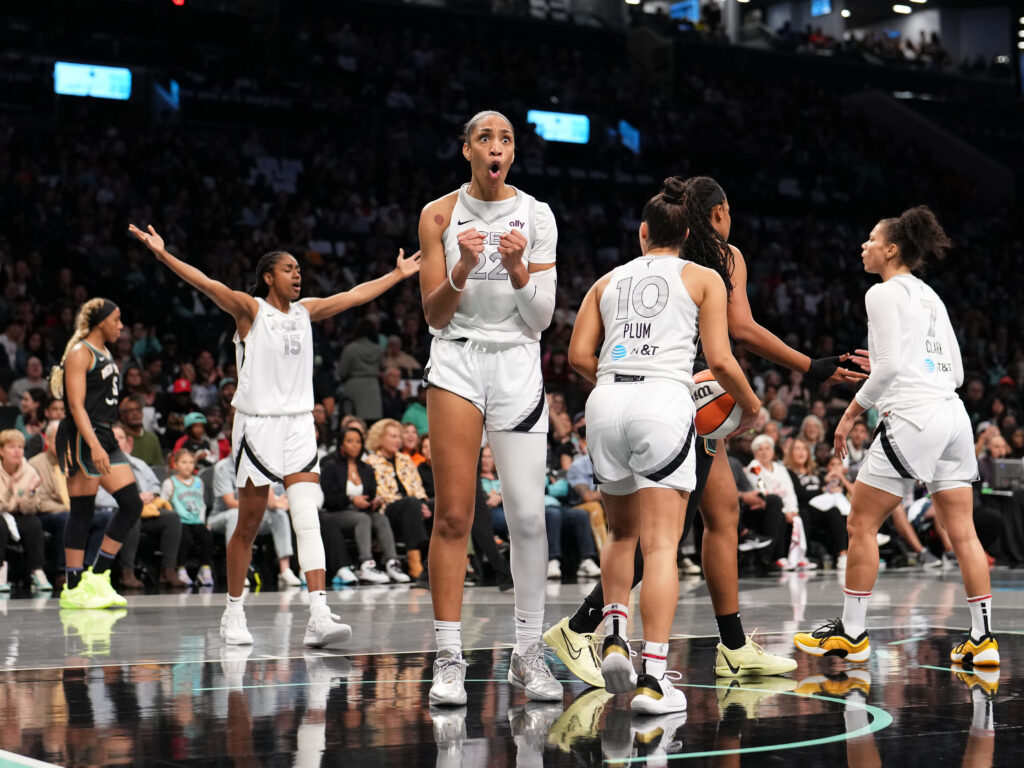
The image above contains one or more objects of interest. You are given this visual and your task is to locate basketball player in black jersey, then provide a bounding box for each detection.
[545,176,868,685]
[50,299,147,609]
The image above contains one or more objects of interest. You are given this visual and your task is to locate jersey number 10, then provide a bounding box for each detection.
[614,276,670,320]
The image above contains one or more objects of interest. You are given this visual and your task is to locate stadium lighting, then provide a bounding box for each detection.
[892,4,912,14]
[1019,41,1024,50]
[624,0,640,5]
[1019,29,1024,37]
[841,9,851,18]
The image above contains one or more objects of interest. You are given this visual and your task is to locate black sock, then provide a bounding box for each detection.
[569,598,604,635]
[66,567,84,590]
[716,612,746,650]
[92,549,117,574]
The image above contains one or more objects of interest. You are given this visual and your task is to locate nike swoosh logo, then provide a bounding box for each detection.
[561,629,584,660]
[457,219,473,225]
[724,656,741,675]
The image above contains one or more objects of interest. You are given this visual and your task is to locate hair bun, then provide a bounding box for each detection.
[661,176,686,204]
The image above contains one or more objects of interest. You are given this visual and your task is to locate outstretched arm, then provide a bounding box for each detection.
[302,249,421,322]
[726,246,866,386]
[129,224,257,324]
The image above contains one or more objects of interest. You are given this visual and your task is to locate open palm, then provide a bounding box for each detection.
[396,248,422,278]
[128,224,165,254]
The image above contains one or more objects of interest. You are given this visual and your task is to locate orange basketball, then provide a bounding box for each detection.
[692,369,742,439]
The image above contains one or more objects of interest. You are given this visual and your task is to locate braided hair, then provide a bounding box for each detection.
[879,205,951,274]
[680,176,734,298]
[49,298,109,399]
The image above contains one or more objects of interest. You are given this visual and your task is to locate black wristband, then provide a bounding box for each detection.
[806,355,841,383]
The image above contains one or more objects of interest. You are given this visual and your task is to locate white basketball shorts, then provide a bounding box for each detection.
[232,411,320,487]
[423,337,548,433]
[858,401,978,497]
[585,377,697,496]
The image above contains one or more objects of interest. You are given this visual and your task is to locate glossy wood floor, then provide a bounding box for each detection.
[1,569,1021,767]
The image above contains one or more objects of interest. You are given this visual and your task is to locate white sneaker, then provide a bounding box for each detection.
[0,562,8,592]
[835,554,848,570]
[177,567,193,586]
[876,533,891,546]
[632,671,688,714]
[430,648,468,706]
[775,558,795,571]
[30,568,52,591]
[357,560,390,584]
[576,558,601,578]
[795,560,817,571]
[547,559,562,580]
[303,608,352,648]
[220,607,254,646]
[508,642,564,701]
[385,559,411,583]
[334,566,358,585]
[197,565,215,587]
[278,568,302,587]
[679,557,702,575]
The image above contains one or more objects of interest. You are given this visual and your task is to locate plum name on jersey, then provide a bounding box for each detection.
[622,322,651,339]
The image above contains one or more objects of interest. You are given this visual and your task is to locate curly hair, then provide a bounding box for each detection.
[365,418,402,453]
[879,205,951,274]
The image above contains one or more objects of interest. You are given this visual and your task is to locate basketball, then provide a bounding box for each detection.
[692,369,742,439]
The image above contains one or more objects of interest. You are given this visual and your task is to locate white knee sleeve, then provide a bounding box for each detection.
[286,482,326,575]
[487,430,549,616]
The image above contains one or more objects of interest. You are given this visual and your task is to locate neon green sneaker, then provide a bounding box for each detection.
[60,578,114,610]
[82,568,127,607]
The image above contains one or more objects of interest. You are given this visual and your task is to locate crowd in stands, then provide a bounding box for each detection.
[0,0,1022,591]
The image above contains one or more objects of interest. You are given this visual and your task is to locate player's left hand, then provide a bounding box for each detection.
[850,348,871,373]
[395,248,422,278]
[497,229,528,270]
[833,413,854,460]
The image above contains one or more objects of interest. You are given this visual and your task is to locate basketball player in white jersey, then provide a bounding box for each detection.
[794,206,999,667]
[547,175,862,688]
[419,110,561,706]
[568,177,760,713]
[128,223,420,648]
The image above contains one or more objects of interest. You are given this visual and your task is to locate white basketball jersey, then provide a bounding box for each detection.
[596,255,699,391]
[858,274,963,426]
[232,297,314,416]
[434,184,557,344]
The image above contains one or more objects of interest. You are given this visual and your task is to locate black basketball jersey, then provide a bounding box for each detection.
[66,341,120,425]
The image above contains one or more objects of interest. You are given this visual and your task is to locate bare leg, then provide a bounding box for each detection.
[845,481,902,593]
[229,482,269,597]
[637,487,689,643]
[930,487,989,597]
[699,445,740,615]
[600,493,641,609]
[426,388,484,623]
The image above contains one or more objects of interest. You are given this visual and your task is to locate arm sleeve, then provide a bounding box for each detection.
[528,202,557,265]
[855,283,902,410]
[512,266,557,334]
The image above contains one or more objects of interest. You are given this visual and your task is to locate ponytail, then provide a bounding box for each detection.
[49,297,109,399]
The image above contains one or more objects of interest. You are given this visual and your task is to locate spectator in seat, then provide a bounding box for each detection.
[743,434,811,570]
[785,440,849,569]
[25,395,64,459]
[14,387,45,441]
[365,418,430,580]
[379,365,408,421]
[337,319,383,420]
[400,422,426,466]
[161,449,214,587]
[118,395,164,466]
[844,420,871,477]
[541,465,601,580]
[566,429,608,554]
[0,429,47,591]
[217,377,237,413]
[0,321,26,376]
[797,414,826,457]
[381,334,422,378]
[190,349,221,409]
[401,387,428,437]
[172,412,217,468]
[157,378,199,449]
[204,406,231,461]
[8,356,46,404]
[107,423,184,588]
[321,426,409,584]
[418,434,435,501]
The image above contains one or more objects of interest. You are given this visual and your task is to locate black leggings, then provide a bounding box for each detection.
[177,523,214,568]
[741,494,788,561]
[0,513,46,571]
[801,505,849,556]
[385,497,429,551]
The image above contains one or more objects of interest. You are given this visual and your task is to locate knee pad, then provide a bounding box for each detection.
[66,495,95,551]
[286,482,326,574]
[109,484,144,543]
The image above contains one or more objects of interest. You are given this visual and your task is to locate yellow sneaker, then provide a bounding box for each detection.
[60,608,128,656]
[795,669,871,699]
[82,568,128,607]
[793,618,870,662]
[59,579,114,610]
[548,688,614,752]
[543,616,605,688]
[950,634,999,667]
[716,675,797,719]
[716,634,798,677]
[953,664,999,698]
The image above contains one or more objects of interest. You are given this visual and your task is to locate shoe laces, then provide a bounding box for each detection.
[521,643,558,681]
[810,618,843,645]
[435,652,467,685]
[744,629,768,655]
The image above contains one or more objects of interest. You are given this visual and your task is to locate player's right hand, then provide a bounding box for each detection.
[128,224,166,256]
[93,445,112,475]
[456,228,485,267]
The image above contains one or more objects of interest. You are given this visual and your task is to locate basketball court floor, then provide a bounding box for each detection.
[1,568,1021,767]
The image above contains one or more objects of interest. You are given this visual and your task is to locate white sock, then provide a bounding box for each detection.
[514,609,544,655]
[603,603,628,639]
[841,589,871,638]
[308,590,328,614]
[226,594,244,610]
[434,620,462,654]
[966,594,993,639]
[642,640,669,679]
